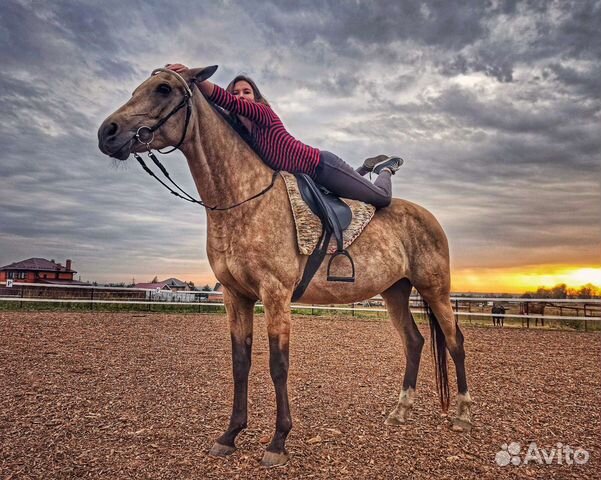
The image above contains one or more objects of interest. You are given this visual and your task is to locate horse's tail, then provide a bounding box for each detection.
[424,300,450,412]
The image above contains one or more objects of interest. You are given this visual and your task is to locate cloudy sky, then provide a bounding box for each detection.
[1,0,600,292]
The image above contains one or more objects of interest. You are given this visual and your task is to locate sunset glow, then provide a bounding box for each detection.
[181,265,601,295]
[452,265,601,294]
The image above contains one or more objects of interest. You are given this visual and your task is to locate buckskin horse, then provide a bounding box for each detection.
[97,67,473,466]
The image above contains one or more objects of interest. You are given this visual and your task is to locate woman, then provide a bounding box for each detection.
[167,64,403,208]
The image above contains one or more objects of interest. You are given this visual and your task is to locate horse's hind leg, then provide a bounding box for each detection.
[210,289,255,457]
[419,287,473,432]
[382,279,425,425]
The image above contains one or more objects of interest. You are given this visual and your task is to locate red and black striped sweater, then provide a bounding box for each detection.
[209,85,321,178]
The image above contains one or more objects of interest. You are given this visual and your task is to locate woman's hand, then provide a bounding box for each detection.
[165,63,215,97]
[166,63,189,74]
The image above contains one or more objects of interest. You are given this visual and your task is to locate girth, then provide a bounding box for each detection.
[292,174,355,302]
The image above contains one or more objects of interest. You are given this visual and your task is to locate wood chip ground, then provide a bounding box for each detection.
[1,312,599,479]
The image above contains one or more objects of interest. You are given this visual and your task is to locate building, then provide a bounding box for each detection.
[133,278,190,292]
[0,257,79,284]
[161,278,190,291]
[207,282,223,302]
[132,282,172,291]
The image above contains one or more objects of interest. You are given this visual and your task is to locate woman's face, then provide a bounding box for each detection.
[232,80,256,102]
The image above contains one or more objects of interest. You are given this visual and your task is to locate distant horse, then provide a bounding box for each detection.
[97,67,473,466]
[491,304,506,327]
[520,302,546,328]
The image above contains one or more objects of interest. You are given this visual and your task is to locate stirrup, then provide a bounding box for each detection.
[326,250,356,282]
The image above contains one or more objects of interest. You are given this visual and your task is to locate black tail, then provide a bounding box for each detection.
[424,301,450,412]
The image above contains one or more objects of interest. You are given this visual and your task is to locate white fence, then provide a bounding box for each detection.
[1,281,600,323]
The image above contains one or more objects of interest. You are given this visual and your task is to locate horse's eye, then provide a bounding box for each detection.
[157,83,172,95]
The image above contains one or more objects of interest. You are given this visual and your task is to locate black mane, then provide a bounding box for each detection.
[208,102,263,159]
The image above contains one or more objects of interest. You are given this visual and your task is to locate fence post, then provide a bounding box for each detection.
[20,286,24,309]
[91,288,94,311]
[467,301,472,325]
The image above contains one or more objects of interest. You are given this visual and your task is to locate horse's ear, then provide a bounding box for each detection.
[189,65,218,83]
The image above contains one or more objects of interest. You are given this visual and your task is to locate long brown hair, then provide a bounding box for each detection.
[226,75,271,107]
[214,75,267,156]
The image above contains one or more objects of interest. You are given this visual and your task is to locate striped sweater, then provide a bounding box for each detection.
[209,85,321,178]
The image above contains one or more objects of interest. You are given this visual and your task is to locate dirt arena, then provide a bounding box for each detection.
[1,311,599,479]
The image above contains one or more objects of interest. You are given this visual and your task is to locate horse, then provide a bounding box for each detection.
[519,302,546,328]
[491,303,506,327]
[97,66,473,466]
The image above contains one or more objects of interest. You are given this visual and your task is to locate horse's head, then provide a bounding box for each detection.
[97,66,218,160]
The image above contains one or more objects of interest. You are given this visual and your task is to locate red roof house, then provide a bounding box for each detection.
[0,257,79,284]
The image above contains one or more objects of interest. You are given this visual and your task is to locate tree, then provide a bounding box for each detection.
[202,284,212,291]
[526,283,568,298]
[550,283,568,298]
[526,283,600,299]
[151,276,159,283]
[572,283,601,299]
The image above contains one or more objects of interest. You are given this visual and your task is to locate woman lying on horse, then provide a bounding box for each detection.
[167,63,403,209]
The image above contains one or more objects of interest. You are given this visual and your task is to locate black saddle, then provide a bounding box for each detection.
[292,174,355,302]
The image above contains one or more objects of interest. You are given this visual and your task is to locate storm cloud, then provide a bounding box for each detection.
[1,0,599,286]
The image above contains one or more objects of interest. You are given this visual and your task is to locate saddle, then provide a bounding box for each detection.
[282,173,375,302]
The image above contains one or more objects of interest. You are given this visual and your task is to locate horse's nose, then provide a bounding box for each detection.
[105,122,119,137]
[99,119,120,143]
[98,118,122,154]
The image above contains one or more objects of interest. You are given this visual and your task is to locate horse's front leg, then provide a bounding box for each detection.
[209,289,255,457]
[261,290,292,467]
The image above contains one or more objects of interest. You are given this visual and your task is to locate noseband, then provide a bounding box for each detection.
[132,68,278,211]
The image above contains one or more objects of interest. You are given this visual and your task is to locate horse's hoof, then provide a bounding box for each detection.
[261,450,289,467]
[209,442,236,457]
[451,417,472,432]
[385,414,406,426]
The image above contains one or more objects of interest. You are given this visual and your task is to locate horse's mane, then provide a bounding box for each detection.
[207,101,263,160]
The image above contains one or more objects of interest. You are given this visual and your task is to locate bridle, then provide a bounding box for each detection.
[130,68,278,211]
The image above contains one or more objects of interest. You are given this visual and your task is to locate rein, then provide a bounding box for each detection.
[132,68,279,211]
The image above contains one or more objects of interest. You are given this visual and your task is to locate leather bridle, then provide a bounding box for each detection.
[129,68,278,211]
[133,68,193,154]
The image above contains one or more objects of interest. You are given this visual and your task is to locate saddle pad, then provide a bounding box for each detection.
[280,171,376,255]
